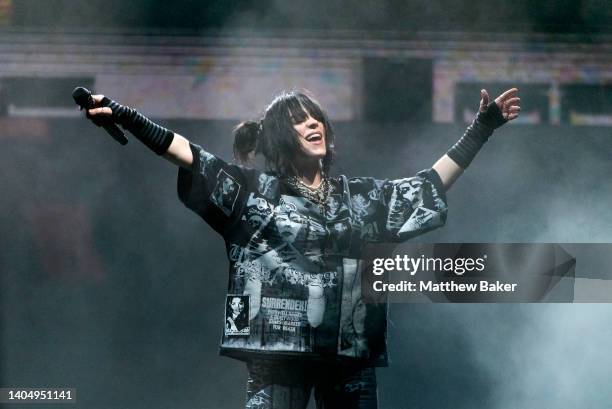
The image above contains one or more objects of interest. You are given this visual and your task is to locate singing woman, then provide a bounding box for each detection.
[84,87,520,409]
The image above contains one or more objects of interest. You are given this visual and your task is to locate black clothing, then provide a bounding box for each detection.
[177,143,448,366]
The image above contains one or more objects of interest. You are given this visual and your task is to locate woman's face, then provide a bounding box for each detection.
[275,211,303,243]
[399,179,422,202]
[292,113,326,160]
[222,178,236,195]
[230,297,244,315]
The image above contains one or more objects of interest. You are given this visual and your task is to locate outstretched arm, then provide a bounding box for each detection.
[162,134,193,169]
[432,88,521,189]
[432,154,463,189]
[86,94,194,169]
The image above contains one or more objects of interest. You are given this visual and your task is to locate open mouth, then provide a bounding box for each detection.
[305,132,323,143]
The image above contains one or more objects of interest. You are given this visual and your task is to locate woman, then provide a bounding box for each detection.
[85,87,520,408]
[226,295,249,334]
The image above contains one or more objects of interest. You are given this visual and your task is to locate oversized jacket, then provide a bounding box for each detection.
[178,143,448,366]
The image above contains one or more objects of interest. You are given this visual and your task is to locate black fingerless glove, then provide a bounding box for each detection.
[446,102,507,169]
[101,97,174,155]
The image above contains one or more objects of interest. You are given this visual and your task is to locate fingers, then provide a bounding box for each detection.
[506,105,521,114]
[504,97,520,114]
[502,94,521,121]
[496,87,519,103]
[505,107,520,121]
[507,113,519,121]
[80,94,111,117]
[491,87,520,120]
[86,106,112,116]
[504,97,520,107]
[479,89,489,112]
[80,93,113,125]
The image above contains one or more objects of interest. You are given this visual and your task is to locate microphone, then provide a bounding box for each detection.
[72,87,128,145]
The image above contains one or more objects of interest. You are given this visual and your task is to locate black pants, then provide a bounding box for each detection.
[245,359,378,409]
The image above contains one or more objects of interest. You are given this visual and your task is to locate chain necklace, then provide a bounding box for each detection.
[286,176,331,211]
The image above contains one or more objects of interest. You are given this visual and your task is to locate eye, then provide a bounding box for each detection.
[292,116,308,126]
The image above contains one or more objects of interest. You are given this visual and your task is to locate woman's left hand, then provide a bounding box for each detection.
[480,88,521,121]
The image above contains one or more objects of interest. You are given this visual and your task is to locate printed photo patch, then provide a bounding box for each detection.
[211,169,241,216]
[225,294,250,336]
[326,217,352,254]
[398,206,438,234]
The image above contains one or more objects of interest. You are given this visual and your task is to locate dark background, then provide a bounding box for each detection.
[10,0,612,34]
[2,1,612,408]
[3,119,612,408]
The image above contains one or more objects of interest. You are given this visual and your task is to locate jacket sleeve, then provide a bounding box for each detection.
[177,143,249,234]
[380,168,447,241]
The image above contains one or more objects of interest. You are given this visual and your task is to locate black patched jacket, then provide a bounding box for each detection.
[178,143,448,366]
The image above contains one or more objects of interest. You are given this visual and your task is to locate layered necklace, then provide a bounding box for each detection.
[286,176,331,211]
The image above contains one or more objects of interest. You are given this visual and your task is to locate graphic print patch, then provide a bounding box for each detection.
[225,294,250,336]
[327,217,352,254]
[211,169,241,216]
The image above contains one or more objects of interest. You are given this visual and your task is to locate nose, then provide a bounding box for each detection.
[305,115,319,128]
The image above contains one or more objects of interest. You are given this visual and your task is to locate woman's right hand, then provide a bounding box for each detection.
[83,93,194,168]
[85,95,113,119]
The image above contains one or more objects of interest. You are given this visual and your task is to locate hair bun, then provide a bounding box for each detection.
[233,120,261,164]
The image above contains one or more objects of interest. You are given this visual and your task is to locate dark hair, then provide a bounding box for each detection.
[233,90,335,177]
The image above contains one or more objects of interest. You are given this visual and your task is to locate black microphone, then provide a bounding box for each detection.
[72,87,128,145]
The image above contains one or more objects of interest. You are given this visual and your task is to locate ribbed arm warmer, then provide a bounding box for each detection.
[446,102,508,169]
[101,97,174,155]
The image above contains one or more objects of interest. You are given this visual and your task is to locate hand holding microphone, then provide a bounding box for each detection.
[73,86,174,155]
[72,87,128,145]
